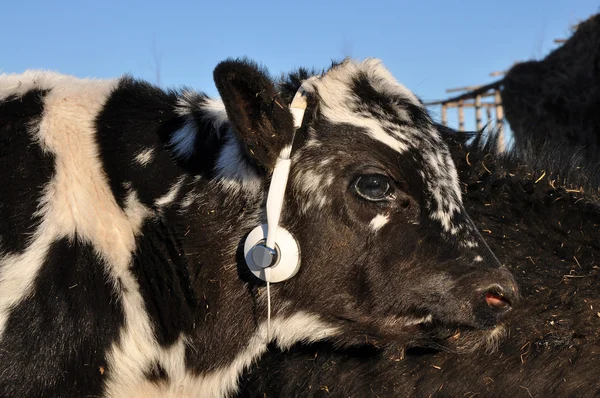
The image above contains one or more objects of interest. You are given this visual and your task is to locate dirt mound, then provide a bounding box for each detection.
[502,14,600,160]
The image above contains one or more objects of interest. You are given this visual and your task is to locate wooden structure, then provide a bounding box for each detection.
[423,18,583,155]
[425,80,505,152]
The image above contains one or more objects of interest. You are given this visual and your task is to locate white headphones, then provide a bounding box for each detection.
[243,86,308,283]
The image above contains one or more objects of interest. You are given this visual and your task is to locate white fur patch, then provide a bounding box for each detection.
[171,89,229,160]
[174,90,198,116]
[424,150,463,233]
[382,314,433,328]
[180,189,199,209]
[174,95,260,197]
[175,92,225,121]
[319,158,331,167]
[192,313,338,398]
[301,59,466,235]
[305,138,321,148]
[155,175,186,208]
[0,72,182,398]
[134,147,155,166]
[214,131,262,196]
[173,94,227,153]
[293,168,328,213]
[123,189,152,226]
[169,120,197,160]
[302,59,421,154]
[474,255,483,262]
[201,98,228,133]
[0,70,103,101]
[370,214,389,231]
[105,312,338,397]
[452,324,507,354]
[0,72,125,338]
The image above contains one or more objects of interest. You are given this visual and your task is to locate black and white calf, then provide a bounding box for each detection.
[0,58,517,397]
[240,130,600,397]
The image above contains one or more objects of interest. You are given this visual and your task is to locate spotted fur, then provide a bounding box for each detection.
[0,59,517,397]
[240,128,600,397]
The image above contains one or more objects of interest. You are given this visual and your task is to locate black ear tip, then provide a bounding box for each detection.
[214,58,257,77]
[213,59,241,77]
[213,60,237,85]
[213,58,273,88]
[212,57,294,169]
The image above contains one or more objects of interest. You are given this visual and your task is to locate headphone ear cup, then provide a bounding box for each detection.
[244,224,301,283]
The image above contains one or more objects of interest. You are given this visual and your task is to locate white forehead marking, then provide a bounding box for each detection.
[302,60,418,154]
[302,59,466,234]
[305,58,421,104]
[474,255,483,262]
[370,214,389,231]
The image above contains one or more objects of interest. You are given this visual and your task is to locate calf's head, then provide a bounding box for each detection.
[213,58,518,345]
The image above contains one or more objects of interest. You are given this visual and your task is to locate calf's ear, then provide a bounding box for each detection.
[213,59,295,170]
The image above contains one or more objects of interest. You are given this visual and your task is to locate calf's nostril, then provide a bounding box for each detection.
[485,292,511,311]
[478,282,516,313]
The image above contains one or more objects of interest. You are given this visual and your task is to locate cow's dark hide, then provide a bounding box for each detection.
[238,131,600,397]
[0,60,517,397]
[501,13,600,164]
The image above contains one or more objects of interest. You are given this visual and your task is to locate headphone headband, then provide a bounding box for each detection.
[263,85,307,252]
[281,86,308,159]
[244,84,308,283]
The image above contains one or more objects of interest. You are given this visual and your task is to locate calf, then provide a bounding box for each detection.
[0,59,517,397]
[240,130,600,397]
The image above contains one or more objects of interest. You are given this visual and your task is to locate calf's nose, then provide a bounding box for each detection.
[474,268,519,324]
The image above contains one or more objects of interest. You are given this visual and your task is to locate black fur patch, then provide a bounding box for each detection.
[169,90,228,175]
[145,361,169,384]
[0,89,54,254]
[130,217,197,346]
[352,74,414,127]
[0,237,124,397]
[95,77,223,210]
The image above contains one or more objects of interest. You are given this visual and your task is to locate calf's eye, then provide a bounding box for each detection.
[353,174,393,201]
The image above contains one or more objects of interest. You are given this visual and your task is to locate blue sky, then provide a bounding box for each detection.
[1,0,598,127]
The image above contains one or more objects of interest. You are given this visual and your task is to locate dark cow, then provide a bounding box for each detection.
[0,59,517,397]
[240,131,600,397]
